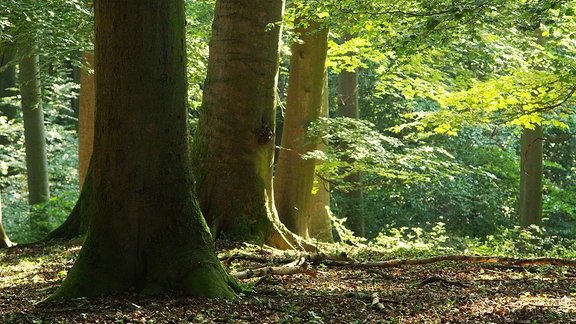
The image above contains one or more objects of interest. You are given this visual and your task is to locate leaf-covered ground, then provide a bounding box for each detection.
[1,240,575,323]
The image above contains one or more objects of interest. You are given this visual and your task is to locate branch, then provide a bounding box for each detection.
[227,253,576,281]
[312,254,576,268]
[231,256,313,280]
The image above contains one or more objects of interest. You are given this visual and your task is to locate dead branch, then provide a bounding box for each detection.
[228,253,576,280]
[219,253,294,265]
[231,256,313,280]
[312,254,576,268]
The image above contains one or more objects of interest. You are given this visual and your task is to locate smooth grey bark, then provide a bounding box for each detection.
[19,51,50,205]
[19,47,50,236]
[519,29,546,228]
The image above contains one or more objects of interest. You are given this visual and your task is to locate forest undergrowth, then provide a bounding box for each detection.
[1,236,575,323]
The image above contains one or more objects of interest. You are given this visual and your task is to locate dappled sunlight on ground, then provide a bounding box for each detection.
[1,240,575,323]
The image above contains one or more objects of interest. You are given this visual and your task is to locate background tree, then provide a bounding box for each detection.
[77,51,95,189]
[274,18,329,241]
[520,124,543,227]
[306,71,333,242]
[519,30,547,228]
[0,46,18,120]
[192,0,308,249]
[50,0,238,299]
[336,34,364,237]
[19,44,50,235]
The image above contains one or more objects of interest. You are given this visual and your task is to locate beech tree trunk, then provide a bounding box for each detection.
[519,125,543,227]
[337,68,365,237]
[78,51,95,189]
[519,29,545,229]
[306,72,333,242]
[19,47,50,236]
[274,21,331,241]
[191,0,307,250]
[49,0,238,299]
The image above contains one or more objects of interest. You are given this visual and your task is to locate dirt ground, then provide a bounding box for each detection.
[1,239,575,323]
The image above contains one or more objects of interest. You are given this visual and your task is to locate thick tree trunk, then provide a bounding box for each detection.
[78,51,95,189]
[49,0,238,299]
[192,0,308,250]
[519,125,543,227]
[274,21,328,240]
[337,68,365,237]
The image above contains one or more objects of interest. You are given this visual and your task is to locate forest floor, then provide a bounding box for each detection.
[1,239,575,323]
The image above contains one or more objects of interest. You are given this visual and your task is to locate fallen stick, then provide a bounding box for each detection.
[231,256,312,280]
[229,253,576,280]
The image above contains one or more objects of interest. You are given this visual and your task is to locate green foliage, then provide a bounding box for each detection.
[369,222,576,258]
[1,67,79,243]
[304,117,462,192]
[185,0,214,111]
[0,0,93,69]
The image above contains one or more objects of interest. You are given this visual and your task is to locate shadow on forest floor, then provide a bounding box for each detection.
[1,239,575,323]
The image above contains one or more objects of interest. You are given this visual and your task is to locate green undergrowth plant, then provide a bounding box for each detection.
[355,223,576,259]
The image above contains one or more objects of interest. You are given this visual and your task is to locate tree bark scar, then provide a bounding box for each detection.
[254,123,274,144]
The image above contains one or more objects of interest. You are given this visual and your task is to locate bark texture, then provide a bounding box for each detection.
[49,0,238,299]
[192,0,307,249]
[519,125,543,227]
[274,23,330,240]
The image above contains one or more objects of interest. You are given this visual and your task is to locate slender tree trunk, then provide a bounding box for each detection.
[519,29,546,229]
[78,51,95,189]
[306,71,333,242]
[0,46,18,120]
[19,46,50,236]
[274,21,329,240]
[337,66,365,237]
[49,0,238,299]
[0,193,14,248]
[192,0,309,250]
[519,125,543,227]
